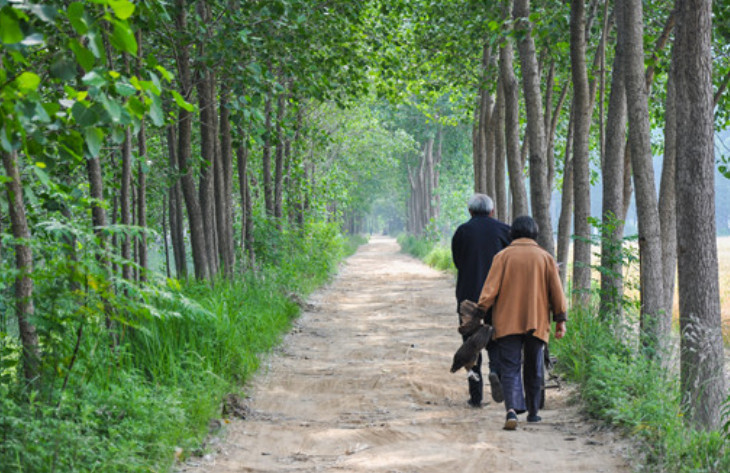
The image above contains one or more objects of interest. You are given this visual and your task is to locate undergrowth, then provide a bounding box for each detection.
[397,234,455,273]
[0,222,364,472]
[552,306,729,472]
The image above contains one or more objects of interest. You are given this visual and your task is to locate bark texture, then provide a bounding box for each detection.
[570,0,592,305]
[175,0,209,279]
[618,0,665,350]
[674,0,726,430]
[600,36,628,320]
[498,3,528,218]
[514,0,554,255]
[2,150,40,385]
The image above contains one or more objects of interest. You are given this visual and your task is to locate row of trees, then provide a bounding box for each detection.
[1,0,420,412]
[385,0,728,430]
[1,0,727,445]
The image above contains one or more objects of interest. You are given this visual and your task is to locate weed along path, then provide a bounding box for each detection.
[180,236,630,473]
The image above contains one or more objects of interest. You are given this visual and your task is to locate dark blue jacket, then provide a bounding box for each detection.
[451,214,511,313]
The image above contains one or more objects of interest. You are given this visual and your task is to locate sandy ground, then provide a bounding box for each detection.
[179,236,632,473]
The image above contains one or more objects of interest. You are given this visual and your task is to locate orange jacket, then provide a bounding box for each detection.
[477,238,567,343]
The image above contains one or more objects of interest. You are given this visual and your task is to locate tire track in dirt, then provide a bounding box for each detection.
[179,236,631,473]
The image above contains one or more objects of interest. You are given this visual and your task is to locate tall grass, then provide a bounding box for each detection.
[552,306,729,472]
[0,222,364,472]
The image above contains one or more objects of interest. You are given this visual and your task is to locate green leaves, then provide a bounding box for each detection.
[171,90,194,112]
[0,7,24,44]
[83,127,104,157]
[108,0,135,20]
[14,72,41,93]
[110,19,137,55]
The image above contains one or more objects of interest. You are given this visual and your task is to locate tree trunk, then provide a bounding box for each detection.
[433,125,443,220]
[175,0,209,279]
[659,61,677,329]
[166,125,187,279]
[135,31,147,282]
[236,127,253,266]
[263,89,275,216]
[121,127,133,283]
[600,40,628,320]
[162,194,171,278]
[514,0,554,255]
[556,107,575,288]
[136,124,148,282]
[499,2,528,218]
[494,75,508,222]
[274,85,288,220]
[2,150,40,386]
[217,88,235,276]
[619,0,665,351]
[570,0,592,306]
[674,0,726,430]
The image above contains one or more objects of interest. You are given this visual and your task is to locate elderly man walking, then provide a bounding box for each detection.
[451,194,511,407]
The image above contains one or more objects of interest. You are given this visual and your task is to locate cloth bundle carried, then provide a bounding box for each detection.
[450,300,494,379]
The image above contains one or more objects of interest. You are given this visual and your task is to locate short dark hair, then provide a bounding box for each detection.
[510,215,539,240]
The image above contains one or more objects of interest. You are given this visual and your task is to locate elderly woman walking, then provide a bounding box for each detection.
[477,216,568,430]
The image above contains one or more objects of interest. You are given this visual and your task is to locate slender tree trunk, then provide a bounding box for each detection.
[136,124,147,281]
[121,127,133,283]
[162,194,171,278]
[499,2,528,217]
[135,32,147,281]
[514,0,554,254]
[570,0,592,305]
[556,108,575,288]
[674,0,725,430]
[263,89,275,216]
[195,1,219,278]
[166,125,187,279]
[619,0,665,351]
[659,62,677,328]
[433,125,443,220]
[236,127,251,264]
[217,88,235,276]
[274,85,288,220]
[600,40,628,320]
[2,150,40,386]
[245,169,256,268]
[494,75,508,221]
[175,0,209,279]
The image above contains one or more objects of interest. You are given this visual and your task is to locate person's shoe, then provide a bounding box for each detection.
[527,414,542,423]
[504,411,518,430]
[467,399,483,408]
[488,372,504,403]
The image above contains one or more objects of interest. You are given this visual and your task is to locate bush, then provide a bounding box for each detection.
[424,246,455,273]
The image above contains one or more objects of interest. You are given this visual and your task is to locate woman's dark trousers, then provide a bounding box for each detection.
[498,333,544,415]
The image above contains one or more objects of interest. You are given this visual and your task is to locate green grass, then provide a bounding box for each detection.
[0,222,364,472]
[397,234,455,273]
[552,306,730,472]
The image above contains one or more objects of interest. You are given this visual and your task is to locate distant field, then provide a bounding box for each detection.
[718,237,730,343]
[565,236,730,343]
[669,236,729,343]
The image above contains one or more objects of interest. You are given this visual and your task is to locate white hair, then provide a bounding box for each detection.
[467,194,494,215]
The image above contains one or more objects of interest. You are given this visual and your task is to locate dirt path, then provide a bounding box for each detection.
[180,236,631,473]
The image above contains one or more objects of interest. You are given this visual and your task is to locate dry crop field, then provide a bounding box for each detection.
[718,237,730,344]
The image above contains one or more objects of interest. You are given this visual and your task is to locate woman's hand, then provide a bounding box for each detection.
[555,321,567,339]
